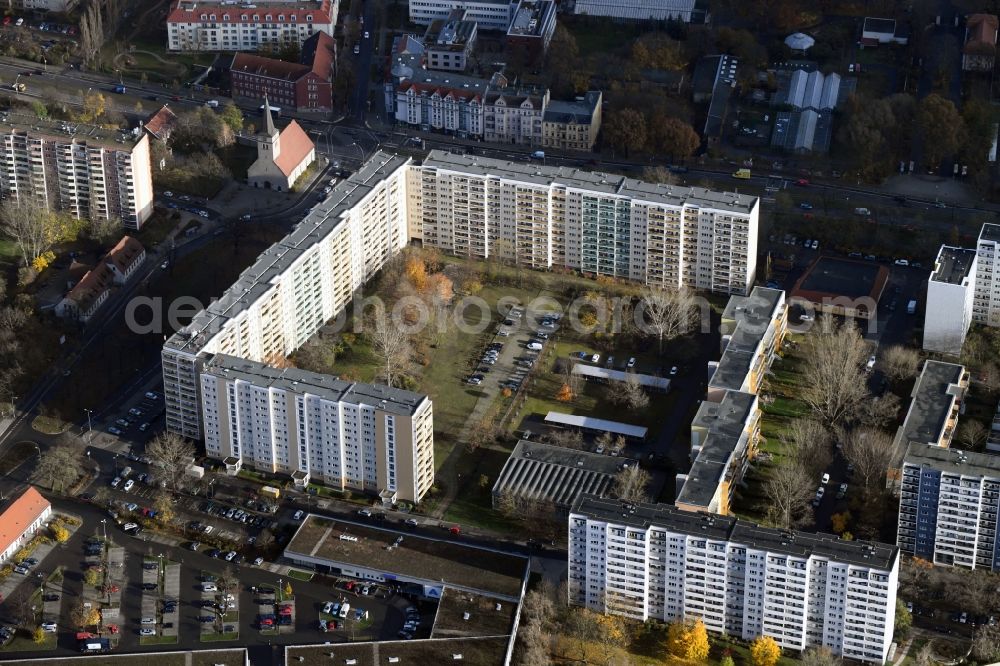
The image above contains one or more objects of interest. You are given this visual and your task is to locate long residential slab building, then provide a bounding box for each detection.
[0,113,154,229]
[163,150,759,494]
[569,496,899,664]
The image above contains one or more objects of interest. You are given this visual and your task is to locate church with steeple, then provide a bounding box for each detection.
[246,99,316,192]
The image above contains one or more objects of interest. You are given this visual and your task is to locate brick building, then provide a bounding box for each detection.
[230,31,336,112]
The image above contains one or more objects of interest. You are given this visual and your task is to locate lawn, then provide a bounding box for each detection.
[0,441,37,476]
[135,210,181,249]
[0,237,19,263]
[0,632,56,652]
[285,569,314,582]
[200,631,239,642]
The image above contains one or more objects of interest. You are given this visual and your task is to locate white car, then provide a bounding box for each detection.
[139,628,156,636]
[140,617,156,625]
[364,31,370,38]
[627,357,636,368]
[224,551,236,561]
[293,510,305,520]
[253,557,264,566]
[322,602,334,614]
[202,525,214,534]
[202,583,217,592]
[40,622,56,632]
[15,18,23,26]
[111,477,122,488]
[123,479,135,492]
[160,260,169,270]
[821,473,830,485]
[866,355,876,371]
[163,191,173,198]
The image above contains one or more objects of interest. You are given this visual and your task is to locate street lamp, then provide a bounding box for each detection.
[351,143,365,162]
[84,408,93,436]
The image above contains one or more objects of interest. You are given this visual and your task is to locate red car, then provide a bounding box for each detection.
[2,17,10,25]
[326,619,338,630]
[449,526,461,535]
[795,178,809,186]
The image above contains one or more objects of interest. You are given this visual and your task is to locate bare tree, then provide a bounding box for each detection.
[764,462,815,529]
[145,432,196,491]
[610,465,651,503]
[842,427,895,494]
[33,442,80,492]
[800,647,841,666]
[959,419,989,450]
[367,308,412,388]
[0,199,58,267]
[973,624,1000,664]
[636,286,699,353]
[960,568,998,615]
[858,392,901,428]
[882,345,921,382]
[780,419,832,480]
[516,619,552,666]
[914,642,935,666]
[545,429,584,450]
[800,318,870,425]
[608,373,649,412]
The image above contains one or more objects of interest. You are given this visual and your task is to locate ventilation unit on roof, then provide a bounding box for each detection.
[463,611,471,620]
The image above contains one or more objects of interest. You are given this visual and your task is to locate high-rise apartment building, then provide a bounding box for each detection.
[162,152,411,440]
[167,0,337,52]
[924,245,977,355]
[974,223,1000,326]
[898,443,1000,570]
[569,496,899,664]
[0,115,154,229]
[412,151,759,295]
[200,355,434,503]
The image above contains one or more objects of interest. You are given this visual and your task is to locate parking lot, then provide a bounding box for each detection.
[465,304,558,394]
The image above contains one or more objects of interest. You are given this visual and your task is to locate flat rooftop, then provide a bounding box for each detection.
[980,222,1000,244]
[285,514,527,599]
[422,150,759,214]
[164,152,410,356]
[791,256,887,300]
[0,649,247,666]
[544,412,647,438]
[492,439,636,509]
[432,587,517,638]
[931,246,977,285]
[710,287,784,392]
[284,637,509,666]
[573,495,898,570]
[904,441,1000,478]
[678,391,757,508]
[0,111,143,151]
[203,353,428,417]
[507,0,553,36]
[897,360,966,446]
[863,16,897,33]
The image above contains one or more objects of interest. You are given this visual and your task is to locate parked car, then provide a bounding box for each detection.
[293,510,304,520]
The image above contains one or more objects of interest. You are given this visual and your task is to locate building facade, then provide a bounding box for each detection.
[10,0,79,11]
[542,92,602,152]
[974,223,1000,326]
[898,444,1000,570]
[482,87,550,145]
[230,31,336,112]
[571,0,698,22]
[423,10,477,71]
[963,14,998,72]
[0,117,154,230]
[408,0,513,30]
[412,151,759,295]
[924,246,977,355]
[0,487,52,565]
[167,0,337,52]
[200,355,434,503]
[163,152,411,440]
[569,496,899,664]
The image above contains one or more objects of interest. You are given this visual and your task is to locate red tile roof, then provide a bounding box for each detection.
[275,120,314,177]
[168,0,333,25]
[398,81,482,103]
[0,487,50,558]
[143,105,177,140]
[966,14,999,54]
[106,236,145,275]
[67,263,113,311]
[231,53,311,81]
[303,30,336,78]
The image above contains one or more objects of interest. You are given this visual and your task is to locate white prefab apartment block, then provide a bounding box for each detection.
[167,0,337,52]
[569,496,899,664]
[572,0,697,22]
[974,223,1000,326]
[413,151,759,295]
[163,152,412,440]
[409,0,514,30]
[898,443,1000,571]
[0,115,154,229]
[201,355,434,503]
[924,246,977,355]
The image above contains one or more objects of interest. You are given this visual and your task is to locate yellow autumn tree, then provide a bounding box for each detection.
[750,635,781,666]
[667,618,710,661]
[556,383,574,402]
[405,256,428,292]
[831,511,851,535]
[51,524,69,543]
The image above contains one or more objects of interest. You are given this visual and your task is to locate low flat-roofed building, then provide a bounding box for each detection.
[569,495,899,663]
[898,443,1000,569]
[432,587,518,638]
[889,360,969,487]
[676,390,759,515]
[0,648,249,666]
[571,363,669,391]
[861,17,909,45]
[789,256,889,320]
[491,439,638,514]
[544,412,647,439]
[284,514,528,600]
[423,10,478,72]
[0,487,51,565]
[924,245,977,355]
[285,637,509,666]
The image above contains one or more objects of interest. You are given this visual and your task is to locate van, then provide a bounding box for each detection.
[531,150,545,159]
[205,100,219,108]
[527,342,543,351]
